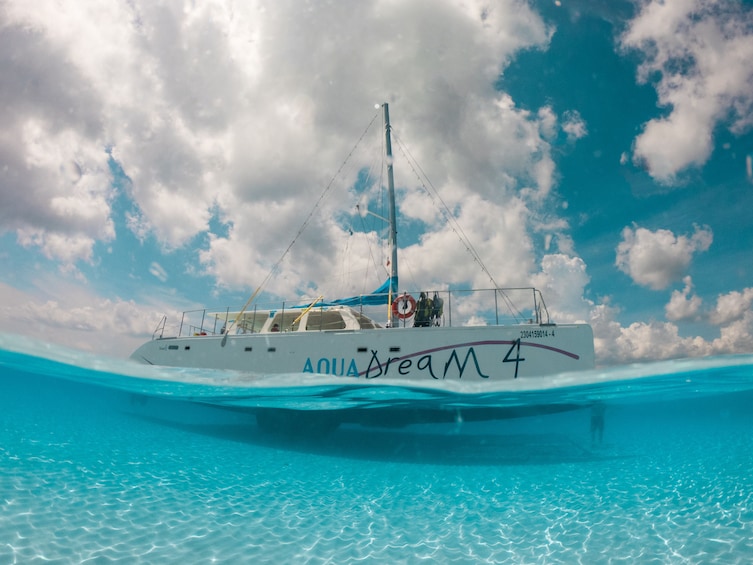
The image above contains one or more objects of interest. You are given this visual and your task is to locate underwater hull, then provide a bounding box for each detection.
[248,403,586,433]
[130,323,594,382]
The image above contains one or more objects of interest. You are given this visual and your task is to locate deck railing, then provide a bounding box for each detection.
[157,287,549,339]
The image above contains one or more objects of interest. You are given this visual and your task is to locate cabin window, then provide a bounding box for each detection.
[306,310,346,331]
[269,312,302,332]
[234,311,267,333]
[352,311,380,329]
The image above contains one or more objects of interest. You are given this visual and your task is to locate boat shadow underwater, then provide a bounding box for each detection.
[124,396,630,467]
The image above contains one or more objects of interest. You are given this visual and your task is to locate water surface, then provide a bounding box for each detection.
[2,335,752,563]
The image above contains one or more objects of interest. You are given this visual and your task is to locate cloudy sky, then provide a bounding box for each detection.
[1,0,752,364]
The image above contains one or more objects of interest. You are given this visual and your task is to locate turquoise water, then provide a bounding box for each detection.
[2,335,753,563]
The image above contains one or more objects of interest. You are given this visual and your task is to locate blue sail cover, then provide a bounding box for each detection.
[325,276,397,307]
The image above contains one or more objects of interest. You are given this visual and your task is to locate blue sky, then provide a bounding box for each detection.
[1,0,752,363]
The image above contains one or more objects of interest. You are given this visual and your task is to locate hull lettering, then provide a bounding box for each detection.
[303,357,359,377]
[304,341,547,380]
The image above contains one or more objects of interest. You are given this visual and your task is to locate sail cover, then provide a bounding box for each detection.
[324,276,397,307]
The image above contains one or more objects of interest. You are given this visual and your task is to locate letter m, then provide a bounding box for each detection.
[444,347,489,379]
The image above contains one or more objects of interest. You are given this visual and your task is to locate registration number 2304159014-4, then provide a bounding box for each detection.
[520,328,555,339]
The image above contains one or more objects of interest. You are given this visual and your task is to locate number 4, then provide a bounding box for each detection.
[503,338,526,379]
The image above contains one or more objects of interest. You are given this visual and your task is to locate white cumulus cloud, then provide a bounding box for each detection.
[621,0,753,184]
[0,0,577,299]
[665,276,702,322]
[561,110,588,142]
[709,287,753,326]
[615,224,713,290]
[530,253,593,323]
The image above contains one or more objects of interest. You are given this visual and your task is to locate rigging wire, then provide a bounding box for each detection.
[355,139,390,287]
[356,210,385,288]
[390,130,526,322]
[348,119,394,293]
[224,109,382,335]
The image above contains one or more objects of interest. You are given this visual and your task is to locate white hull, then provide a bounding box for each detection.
[131,323,594,381]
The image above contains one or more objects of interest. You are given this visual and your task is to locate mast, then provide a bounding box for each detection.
[383,103,398,291]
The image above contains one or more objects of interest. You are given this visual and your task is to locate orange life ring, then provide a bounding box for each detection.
[392,294,417,319]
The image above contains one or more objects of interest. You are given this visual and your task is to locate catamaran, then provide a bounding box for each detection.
[130,104,594,383]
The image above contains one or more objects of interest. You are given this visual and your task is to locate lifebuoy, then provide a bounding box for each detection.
[392,294,417,319]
